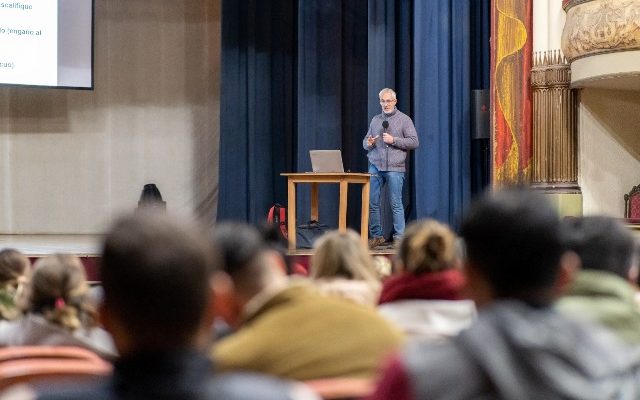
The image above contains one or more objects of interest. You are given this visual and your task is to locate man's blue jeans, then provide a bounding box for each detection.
[368,164,405,240]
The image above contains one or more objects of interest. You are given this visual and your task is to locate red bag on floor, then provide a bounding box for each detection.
[267,204,288,239]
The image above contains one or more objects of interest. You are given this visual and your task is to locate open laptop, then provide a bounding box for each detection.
[309,150,344,173]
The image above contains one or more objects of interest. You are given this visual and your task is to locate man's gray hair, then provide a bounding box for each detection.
[379,88,397,100]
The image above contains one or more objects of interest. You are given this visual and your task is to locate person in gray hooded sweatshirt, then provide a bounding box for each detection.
[368,188,640,400]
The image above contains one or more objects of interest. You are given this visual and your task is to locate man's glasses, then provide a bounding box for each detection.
[380,99,396,104]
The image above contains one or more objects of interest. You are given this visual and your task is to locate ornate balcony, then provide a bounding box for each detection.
[561,0,640,90]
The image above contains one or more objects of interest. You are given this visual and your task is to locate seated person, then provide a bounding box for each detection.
[377,219,476,340]
[37,211,318,400]
[0,253,117,360]
[310,229,381,307]
[557,216,640,345]
[368,188,640,400]
[0,248,30,321]
[212,222,403,381]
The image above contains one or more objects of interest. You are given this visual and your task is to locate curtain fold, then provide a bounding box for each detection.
[413,0,472,226]
[296,0,368,228]
[218,0,296,222]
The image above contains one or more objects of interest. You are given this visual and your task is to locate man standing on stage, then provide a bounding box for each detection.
[363,88,419,248]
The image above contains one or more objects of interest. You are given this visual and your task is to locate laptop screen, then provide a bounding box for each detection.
[309,150,344,173]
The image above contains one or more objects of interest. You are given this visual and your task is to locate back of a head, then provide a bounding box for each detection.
[137,183,166,212]
[211,222,270,293]
[27,254,91,330]
[311,230,378,283]
[101,211,216,350]
[0,249,30,320]
[0,249,29,286]
[460,188,564,302]
[398,219,457,274]
[563,216,636,279]
[258,223,293,275]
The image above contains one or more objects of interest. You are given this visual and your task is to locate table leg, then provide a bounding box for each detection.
[310,183,319,222]
[361,181,370,244]
[339,181,348,232]
[288,180,297,250]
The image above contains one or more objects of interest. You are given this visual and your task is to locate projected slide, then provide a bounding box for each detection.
[0,0,92,88]
[0,1,59,86]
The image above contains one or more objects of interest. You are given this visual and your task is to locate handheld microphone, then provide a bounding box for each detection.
[382,121,389,147]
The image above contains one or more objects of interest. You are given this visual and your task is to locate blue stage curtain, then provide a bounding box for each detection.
[218,0,296,222]
[296,0,368,228]
[413,0,472,226]
[219,0,368,227]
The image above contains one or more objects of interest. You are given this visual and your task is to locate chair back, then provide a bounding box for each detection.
[624,185,640,218]
[304,377,374,400]
[0,346,112,390]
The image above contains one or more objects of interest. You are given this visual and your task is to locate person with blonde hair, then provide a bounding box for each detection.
[0,253,116,360]
[310,229,381,306]
[212,223,402,381]
[0,249,30,321]
[377,219,476,340]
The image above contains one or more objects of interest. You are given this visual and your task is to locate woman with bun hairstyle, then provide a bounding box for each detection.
[0,254,117,359]
[0,249,30,321]
[378,219,476,340]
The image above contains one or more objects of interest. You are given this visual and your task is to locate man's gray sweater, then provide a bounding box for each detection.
[362,108,419,172]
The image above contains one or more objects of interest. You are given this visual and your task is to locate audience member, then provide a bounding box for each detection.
[37,212,318,400]
[557,216,640,345]
[310,229,381,306]
[0,253,116,360]
[212,222,403,380]
[260,223,307,276]
[377,219,475,340]
[368,188,640,400]
[0,248,30,321]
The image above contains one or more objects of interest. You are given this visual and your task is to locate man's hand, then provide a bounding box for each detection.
[367,135,379,147]
[383,133,395,145]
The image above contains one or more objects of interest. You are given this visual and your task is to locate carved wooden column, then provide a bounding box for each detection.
[531,50,579,192]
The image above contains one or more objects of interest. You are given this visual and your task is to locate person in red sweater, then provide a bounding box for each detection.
[377,219,476,340]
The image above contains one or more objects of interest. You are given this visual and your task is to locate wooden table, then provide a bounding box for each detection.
[281,173,371,250]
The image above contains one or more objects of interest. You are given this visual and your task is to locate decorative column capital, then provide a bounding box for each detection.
[531,51,571,88]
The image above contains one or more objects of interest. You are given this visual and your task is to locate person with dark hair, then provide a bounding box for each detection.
[0,253,117,360]
[557,216,640,344]
[368,188,640,400]
[258,223,307,276]
[0,248,30,321]
[37,212,318,400]
[137,183,166,210]
[377,219,476,340]
[212,222,403,380]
